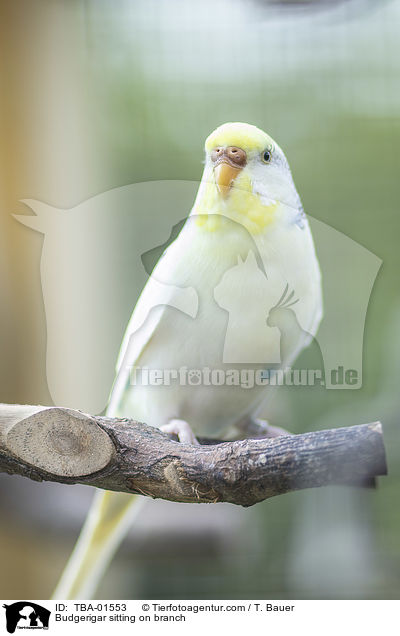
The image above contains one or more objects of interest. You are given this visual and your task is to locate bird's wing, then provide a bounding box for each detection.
[106,240,198,416]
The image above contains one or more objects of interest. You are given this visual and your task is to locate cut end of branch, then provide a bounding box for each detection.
[4,407,114,477]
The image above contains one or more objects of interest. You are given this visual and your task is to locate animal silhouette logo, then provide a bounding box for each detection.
[266,283,316,366]
[2,602,50,634]
[12,182,198,413]
[214,250,283,363]
[213,253,318,366]
[13,181,382,405]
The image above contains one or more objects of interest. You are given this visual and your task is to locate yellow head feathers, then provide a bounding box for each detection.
[193,121,298,236]
[205,122,275,155]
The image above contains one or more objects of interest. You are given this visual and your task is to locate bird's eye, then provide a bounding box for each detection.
[262,149,272,164]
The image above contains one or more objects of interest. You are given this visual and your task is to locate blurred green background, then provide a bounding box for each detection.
[0,0,399,599]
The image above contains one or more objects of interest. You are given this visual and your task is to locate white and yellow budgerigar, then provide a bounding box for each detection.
[53,122,322,599]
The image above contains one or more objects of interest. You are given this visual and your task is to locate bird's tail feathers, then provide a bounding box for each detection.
[52,490,144,599]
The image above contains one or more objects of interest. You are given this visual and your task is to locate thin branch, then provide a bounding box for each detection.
[0,404,387,506]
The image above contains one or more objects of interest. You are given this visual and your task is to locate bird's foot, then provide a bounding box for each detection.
[160,419,200,445]
[232,417,293,440]
[252,418,293,438]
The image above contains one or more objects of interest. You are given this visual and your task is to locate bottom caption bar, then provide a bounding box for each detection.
[1,600,398,634]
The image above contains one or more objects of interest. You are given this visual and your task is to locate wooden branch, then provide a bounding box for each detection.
[0,404,387,507]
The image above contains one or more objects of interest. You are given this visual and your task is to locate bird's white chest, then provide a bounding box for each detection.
[119,212,322,436]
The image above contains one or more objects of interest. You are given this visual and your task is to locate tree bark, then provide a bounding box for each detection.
[0,404,387,507]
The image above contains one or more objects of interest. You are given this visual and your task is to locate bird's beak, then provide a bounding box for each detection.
[214,162,242,198]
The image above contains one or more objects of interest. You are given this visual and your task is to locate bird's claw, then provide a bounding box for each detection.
[160,419,200,445]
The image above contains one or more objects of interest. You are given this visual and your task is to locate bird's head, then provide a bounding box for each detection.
[193,122,302,234]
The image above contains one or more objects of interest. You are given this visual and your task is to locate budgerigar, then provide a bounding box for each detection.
[52,122,322,599]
